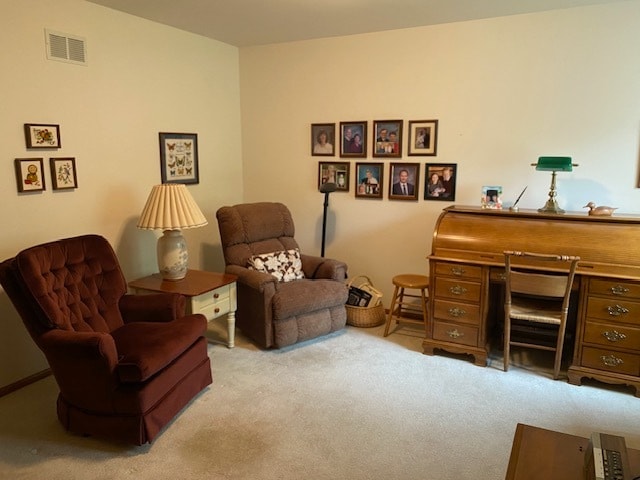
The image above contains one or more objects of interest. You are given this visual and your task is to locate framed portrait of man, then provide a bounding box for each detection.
[389,163,419,201]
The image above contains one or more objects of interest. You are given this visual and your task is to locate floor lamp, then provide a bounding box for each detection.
[320,182,337,257]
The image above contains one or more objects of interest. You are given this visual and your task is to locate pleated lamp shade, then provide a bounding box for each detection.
[137,184,208,280]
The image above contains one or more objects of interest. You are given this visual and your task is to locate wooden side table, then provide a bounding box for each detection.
[129,269,238,348]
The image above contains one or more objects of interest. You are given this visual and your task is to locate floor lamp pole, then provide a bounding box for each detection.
[319,182,337,257]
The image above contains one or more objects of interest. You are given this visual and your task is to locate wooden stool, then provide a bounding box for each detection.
[384,274,429,337]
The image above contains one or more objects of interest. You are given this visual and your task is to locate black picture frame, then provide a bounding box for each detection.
[388,163,420,201]
[408,120,438,156]
[424,163,456,201]
[318,161,350,191]
[339,121,367,158]
[311,123,336,156]
[373,120,402,158]
[14,158,46,192]
[50,157,78,190]
[24,123,61,149]
[159,132,199,184]
[355,162,384,199]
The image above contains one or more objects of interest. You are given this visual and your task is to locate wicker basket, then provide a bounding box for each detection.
[345,276,386,328]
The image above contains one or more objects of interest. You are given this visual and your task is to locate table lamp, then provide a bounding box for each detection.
[531,156,578,214]
[137,184,208,280]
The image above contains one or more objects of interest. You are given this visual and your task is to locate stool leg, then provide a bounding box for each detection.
[396,287,406,322]
[384,286,400,337]
[420,287,429,331]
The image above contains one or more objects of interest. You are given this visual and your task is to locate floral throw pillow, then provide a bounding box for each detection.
[247,248,305,282]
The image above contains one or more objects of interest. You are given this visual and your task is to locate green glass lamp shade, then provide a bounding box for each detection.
[535,156,573,172]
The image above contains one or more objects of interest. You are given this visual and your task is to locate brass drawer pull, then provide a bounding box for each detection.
[602,330,627,342]
[448,307,467,318]
[606,304,629,316]
[600,354,623,367]
[449,285,468,296]
[450,267,466,276]
[610,285,630,296]
[447,329,464,339]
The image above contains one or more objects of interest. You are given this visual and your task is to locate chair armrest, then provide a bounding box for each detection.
[119,293,186,323]
[301,254,348,280]
[226,265,277,292]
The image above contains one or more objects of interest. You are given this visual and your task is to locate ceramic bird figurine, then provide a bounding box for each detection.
[583,202,618,216]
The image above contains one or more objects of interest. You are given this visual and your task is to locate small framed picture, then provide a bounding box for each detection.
[408,120,438,156]
[482,185,503,209]
[389,163,420,201]
[311,123,335,156]
[424,163,456,201]
[318,161,350,191]
[14,158,46,192]
[159,132,199,184]
[24,123,61,148]
[339,121,367,158]
[355,163,384,199]
[373,120,402,157]
[50,157,78,190]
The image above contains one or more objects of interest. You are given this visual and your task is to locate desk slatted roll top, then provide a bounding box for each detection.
[425,205,640,396]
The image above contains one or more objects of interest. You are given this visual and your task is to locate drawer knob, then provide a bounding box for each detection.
[448,307,467,318]
[606,304,629,316]
[449,285,468,296]
[600,354,623,367]
[447,329,464,339]
[602,330,627,342]
[213,293,220,299]
[610,285,630,296]
[451,267,466,276]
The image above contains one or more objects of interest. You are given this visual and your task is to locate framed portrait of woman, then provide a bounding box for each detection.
[424,163,456,201]
[355,163,383,199]
[311,123,335,156]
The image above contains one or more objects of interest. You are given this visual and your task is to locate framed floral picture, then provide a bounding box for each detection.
[424,163,456,201]
[311,123,335,156]
[388,163,420,201]
[373,120,402,157]
[159,132,199,184]
[50,157,78,190]
[339,121,367,158]
[24,123,61,148]
[355,163,383,199]
[14,158,46,192]
[408,120,438,156]
[318,161,350,191]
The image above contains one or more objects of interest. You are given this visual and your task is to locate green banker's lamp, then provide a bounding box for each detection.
[531,156,578,214]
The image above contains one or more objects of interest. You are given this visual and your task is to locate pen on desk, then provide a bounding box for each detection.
[512,186,527,208]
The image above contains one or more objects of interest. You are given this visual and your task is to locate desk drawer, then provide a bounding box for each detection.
[434,262,482,281]
[585,297,640,326]
[589,279,640,300]
[433,299,481,326]
[434,278,481,303]
[433,320,478,347]
[581,346,640,376]
[584,321,640,349]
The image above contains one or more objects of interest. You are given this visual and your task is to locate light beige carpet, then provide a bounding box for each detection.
[0,321,638,480]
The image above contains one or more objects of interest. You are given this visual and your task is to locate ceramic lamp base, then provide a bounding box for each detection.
[157,229,188,280]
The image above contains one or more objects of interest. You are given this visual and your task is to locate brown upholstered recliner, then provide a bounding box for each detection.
[216,202,348,349]
[0,234,212,445]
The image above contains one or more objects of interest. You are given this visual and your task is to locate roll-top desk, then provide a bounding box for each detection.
[424,205,640,396]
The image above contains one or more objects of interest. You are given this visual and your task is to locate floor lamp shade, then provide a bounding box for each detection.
[137,184,207,280]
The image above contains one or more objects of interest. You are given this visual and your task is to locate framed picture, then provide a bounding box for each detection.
[24,123,61,148]
[318,161,350,192]
[311,123,335,156]
[339,121,367,158]
[424,163,456,201]
[482,185,503,209]
[14,158,46,192]
[408,120,438,156]
[355,163,384,199]
[159,132,199,184]
[373,120,402,157]
[50,157,78,190]
[388,163,420,201]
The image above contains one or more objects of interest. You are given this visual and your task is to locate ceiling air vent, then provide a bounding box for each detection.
[45,29,87,66]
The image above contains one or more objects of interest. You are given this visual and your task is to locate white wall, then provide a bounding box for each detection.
[0,0,243,388]
[239,1,640,301]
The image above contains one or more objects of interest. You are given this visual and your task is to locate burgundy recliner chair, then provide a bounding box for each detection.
[0,234,212,445]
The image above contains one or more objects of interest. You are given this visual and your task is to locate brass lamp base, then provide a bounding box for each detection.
[537,170,565,214]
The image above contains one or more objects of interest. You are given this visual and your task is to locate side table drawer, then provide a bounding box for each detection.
[581,346,640,376]
[190,285,231,320]
[433,320,479,347]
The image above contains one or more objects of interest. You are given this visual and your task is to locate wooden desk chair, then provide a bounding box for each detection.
[503,251,580,380]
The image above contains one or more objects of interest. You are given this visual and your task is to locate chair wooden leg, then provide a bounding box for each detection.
[552,322,567,380]
[420,287,429,332]
[384,286,400,337]
[503,316,511,372]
